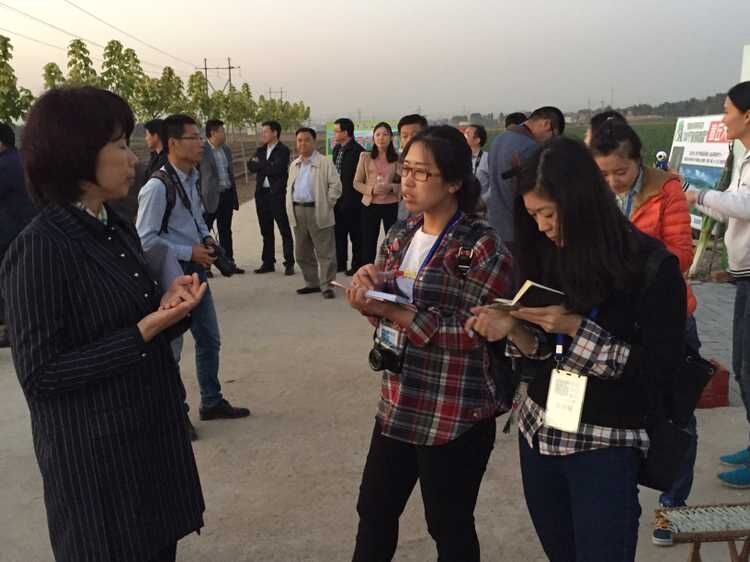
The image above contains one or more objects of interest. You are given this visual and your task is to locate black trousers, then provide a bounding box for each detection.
[204,190,236,260]
[361,203,398,266]
[148,541,177,562]
[335,201,363,271]
[255,186,294,267]
[352,418,496,562]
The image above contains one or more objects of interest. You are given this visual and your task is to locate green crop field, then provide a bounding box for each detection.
[485,120,677,166]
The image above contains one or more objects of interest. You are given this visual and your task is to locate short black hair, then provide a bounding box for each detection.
[529,106,566,135]
[143,118,163,137]
[0,122,15,148]
[295,127,317,139]
[370,122,398,163]
[589,119,643,162]
[163,114,198,154]
[206,119,224,139]
[262,120,282,137]
[397,114,428,133]
[402,125,481,213]
[21,86,134,207]
[466,124,487,147]
[728,81,750,113]
[590,110,626,133]
[334,118,354,138]
[505,112,527,128]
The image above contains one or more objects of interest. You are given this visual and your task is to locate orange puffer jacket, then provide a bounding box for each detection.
[631,167,696,315]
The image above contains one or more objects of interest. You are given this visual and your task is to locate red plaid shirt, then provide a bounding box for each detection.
[373,212,512,445]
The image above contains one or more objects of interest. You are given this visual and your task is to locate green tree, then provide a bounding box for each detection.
[223,83,257,132]
[67,38,98,86]
[0,35,33,123]
[256,95,310,131]
[42,62,66,90]
[158,66,186,116]
[186,71,213,122]
[133,76,162,121]
[100,40,144,104]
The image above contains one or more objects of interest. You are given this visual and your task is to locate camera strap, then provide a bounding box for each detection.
[163,162,205,239]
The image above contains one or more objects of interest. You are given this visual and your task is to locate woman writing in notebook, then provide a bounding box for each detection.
[345,126,512,561]
[466,137,686,562]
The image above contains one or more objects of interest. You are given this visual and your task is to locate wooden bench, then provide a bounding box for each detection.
[656,503,750,561]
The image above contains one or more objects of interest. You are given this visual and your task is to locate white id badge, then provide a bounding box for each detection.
[544,369,588,433]
[376,321,406,355]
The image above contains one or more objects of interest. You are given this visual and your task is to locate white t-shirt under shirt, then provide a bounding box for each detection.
[396,228,438,302]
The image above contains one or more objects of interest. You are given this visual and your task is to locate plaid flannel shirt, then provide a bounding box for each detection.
[509,320,649,456]
[374,212,512,446]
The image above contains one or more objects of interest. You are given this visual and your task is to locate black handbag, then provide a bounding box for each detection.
[639,418,693,492]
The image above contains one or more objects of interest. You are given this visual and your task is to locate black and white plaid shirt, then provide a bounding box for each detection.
[509,319,649,456]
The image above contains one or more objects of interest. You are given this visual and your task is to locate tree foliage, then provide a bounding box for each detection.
[42,62,66,90]
[0,35,33,123]
[101,40,144,102]
[66,39,98,86]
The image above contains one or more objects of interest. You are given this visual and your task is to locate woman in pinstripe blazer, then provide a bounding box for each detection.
[0,87,207,562]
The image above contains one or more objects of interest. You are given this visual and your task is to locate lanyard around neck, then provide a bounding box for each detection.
[417,209,463,276]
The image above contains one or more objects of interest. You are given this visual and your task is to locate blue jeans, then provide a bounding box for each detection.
[659,315,701,507]
[733,279,750,444]
[172,263,223,408]
[519,434,641,562]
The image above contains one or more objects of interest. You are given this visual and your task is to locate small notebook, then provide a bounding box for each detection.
[490,280,565,311]
[330,282,412,306]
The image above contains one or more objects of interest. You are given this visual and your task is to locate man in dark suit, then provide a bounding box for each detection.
[0,122,36,348]
[332,118,365,275]
[200,119,243,273]
[247,120,294,275]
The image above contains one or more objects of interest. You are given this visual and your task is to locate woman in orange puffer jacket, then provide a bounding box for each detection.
[590,118,699,547]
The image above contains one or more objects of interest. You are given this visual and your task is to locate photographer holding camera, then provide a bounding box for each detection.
[345,126,512,561]
[137,114,250,434]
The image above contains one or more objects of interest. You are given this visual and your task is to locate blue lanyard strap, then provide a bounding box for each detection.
[554,307,599,364]
[417,209,463,276]
[623,190,636,218]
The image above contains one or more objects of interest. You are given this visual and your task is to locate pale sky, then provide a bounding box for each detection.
[2,0,749,121]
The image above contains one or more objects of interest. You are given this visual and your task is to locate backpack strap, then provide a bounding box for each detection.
[151,170,177,235]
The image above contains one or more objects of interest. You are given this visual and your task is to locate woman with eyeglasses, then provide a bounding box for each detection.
[466,137,686,561]
[354,122,401,265]
[345,125,512,561]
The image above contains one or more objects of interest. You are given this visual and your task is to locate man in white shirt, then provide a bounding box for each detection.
[248,120,294,275]
[286,127,342,299]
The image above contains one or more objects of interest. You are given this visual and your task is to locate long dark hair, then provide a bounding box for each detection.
[402,125,481,214]
[371,122,398,163]
[514,136,639,312]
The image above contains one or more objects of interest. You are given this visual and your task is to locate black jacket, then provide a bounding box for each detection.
[144,150,168,180]
[0,148,36,255]
[524,233,687,429]
[332,139,365,207]
[247,142,291,192]
[0,205,204,561]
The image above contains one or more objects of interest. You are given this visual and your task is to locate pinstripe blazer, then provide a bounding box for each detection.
[0,205,205,562]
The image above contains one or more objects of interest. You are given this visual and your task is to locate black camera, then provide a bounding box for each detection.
[369,345,404,374]
[206,243,235,277]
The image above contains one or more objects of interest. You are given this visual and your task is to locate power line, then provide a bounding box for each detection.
[64,0,197,69]
[0,1,165,71]
[0,26,163,80]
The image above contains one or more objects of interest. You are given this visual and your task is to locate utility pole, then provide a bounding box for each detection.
[267,87,285,101]
[196,57,241,95]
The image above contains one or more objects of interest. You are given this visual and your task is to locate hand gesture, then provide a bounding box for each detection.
[160,273,204,310]
[351,264,384,291]
[465,306,517,341]
[138,279,208,343]
[511,305,583,337]
[346,286,388,318]
[191,244,217,268]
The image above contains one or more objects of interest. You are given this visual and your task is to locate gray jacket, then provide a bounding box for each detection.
[486,125,538,243]
[200,142,238,214]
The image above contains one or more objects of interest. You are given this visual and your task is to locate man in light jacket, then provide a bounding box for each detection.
[287,127,342,299]
[200,119,243,273]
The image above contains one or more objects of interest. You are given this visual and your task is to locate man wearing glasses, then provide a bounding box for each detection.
[137,114,250,439]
